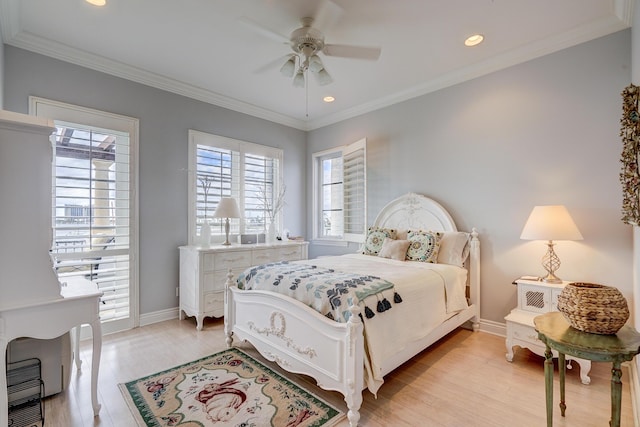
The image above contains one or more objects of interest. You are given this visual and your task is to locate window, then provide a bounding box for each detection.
[30,96,139,335]
[313,138,366,243]
[188,130,283,244]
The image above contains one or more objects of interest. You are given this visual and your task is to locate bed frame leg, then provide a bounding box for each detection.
[344,304,364,426]
[345,390,362,427]
[224,269,234,348]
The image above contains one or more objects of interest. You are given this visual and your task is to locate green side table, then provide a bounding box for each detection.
[534,312,640,427]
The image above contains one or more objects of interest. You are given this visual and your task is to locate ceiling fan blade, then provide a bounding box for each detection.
[313,0,343,31]
[253,54,293,75]
[238,16,289,44]
[323,44,381,61]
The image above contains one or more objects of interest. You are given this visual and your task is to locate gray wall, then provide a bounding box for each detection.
[0,33,4,108]
[307,30,633,324]
[3,29,634,326]
[3,45,307,317]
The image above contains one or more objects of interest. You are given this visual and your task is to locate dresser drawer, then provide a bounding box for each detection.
[204,291,224,314]
[252,249,275,265]
[277,246,302,261]
[252,246,303,264]
[203,268,246,292]
[213,251,253,270]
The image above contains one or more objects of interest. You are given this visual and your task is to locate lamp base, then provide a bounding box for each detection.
[222,217,231,246]
[541,240,562,284]
[541,273,562,284]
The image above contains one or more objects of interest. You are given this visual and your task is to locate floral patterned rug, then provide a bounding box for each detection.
[119,347,344,427]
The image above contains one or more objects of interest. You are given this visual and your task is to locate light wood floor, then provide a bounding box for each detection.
[43,317,636,426]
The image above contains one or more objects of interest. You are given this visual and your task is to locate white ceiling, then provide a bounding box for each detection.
[0,0,633,130]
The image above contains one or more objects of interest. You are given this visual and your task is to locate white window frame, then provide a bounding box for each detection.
[188,130,284,245]
[30,96,139,335]
[312,138,367,245]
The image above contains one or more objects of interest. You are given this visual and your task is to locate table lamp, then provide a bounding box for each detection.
[213,197,241,246]
[520,205,583,283]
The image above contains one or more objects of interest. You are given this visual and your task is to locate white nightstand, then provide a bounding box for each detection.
[505,278,591,384]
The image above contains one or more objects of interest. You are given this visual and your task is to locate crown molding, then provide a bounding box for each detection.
[2,0,633,132]
[615,0,634,27]
[307,11,632,130]
[0,0,19,43]
[4,30,308,130]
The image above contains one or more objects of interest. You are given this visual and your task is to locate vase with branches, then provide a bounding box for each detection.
[257,184,286,243]
[198,174,213,244]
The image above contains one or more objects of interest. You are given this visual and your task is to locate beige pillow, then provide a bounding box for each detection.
[437,232,470,267]
[377,237,410,261]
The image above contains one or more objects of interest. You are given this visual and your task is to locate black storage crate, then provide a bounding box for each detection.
[7,358,44,427]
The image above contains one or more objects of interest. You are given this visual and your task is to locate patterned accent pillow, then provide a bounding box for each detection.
[406,230,443,263]
[362,227,397,256]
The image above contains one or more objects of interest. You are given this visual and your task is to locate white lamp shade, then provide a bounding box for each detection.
[280,56,296,77]
[293,70,305,88]
[309,55,323,73]
[315,68,333,86]
[520,205,583,241]
[213,197,240,219]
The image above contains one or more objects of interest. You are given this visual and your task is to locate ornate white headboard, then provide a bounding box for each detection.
[372,192,480,321]
[373,192,458,232]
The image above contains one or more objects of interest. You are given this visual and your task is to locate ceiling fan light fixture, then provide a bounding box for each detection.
[315,68,332,86]
[293,69,305,88]
[280,56,296,77]
[308,55,324,73]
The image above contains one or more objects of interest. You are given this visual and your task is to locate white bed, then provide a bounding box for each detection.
[224,193,480,426]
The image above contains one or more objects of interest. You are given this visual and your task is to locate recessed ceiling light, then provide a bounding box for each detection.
[464,34,484,47]
[323,96,335,103]
[86,0,106,6]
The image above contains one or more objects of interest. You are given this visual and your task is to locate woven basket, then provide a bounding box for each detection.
[557,282,629,335]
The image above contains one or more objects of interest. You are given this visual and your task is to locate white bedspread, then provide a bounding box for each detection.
[291,253,468,394]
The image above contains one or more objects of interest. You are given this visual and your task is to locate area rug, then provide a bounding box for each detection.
[119,347,344,427]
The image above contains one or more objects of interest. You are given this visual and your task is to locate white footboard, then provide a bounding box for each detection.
[224,272,364,426]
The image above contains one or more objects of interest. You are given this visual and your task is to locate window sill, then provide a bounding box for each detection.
[312,239,349,247]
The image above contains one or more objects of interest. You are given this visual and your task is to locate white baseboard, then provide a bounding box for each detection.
[478,319,506,337]
[139,307,180,326]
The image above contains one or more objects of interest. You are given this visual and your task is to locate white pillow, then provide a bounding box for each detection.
[437,232,470,267]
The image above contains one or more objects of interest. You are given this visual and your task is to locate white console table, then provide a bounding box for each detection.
[0,282,103,426]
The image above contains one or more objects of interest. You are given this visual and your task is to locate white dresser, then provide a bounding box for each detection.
[505,278,591,384]
[179,241,309,330]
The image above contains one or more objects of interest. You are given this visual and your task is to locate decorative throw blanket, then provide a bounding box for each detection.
[238,261,402,323]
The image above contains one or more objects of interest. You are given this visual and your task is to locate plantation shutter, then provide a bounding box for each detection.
[50,121,132,324]
[194,144,240,236]
[188,130,283,244]
[244,153,278,234]
[343,138,366,243]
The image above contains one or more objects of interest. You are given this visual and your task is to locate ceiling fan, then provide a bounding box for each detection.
[240,0,381,88]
